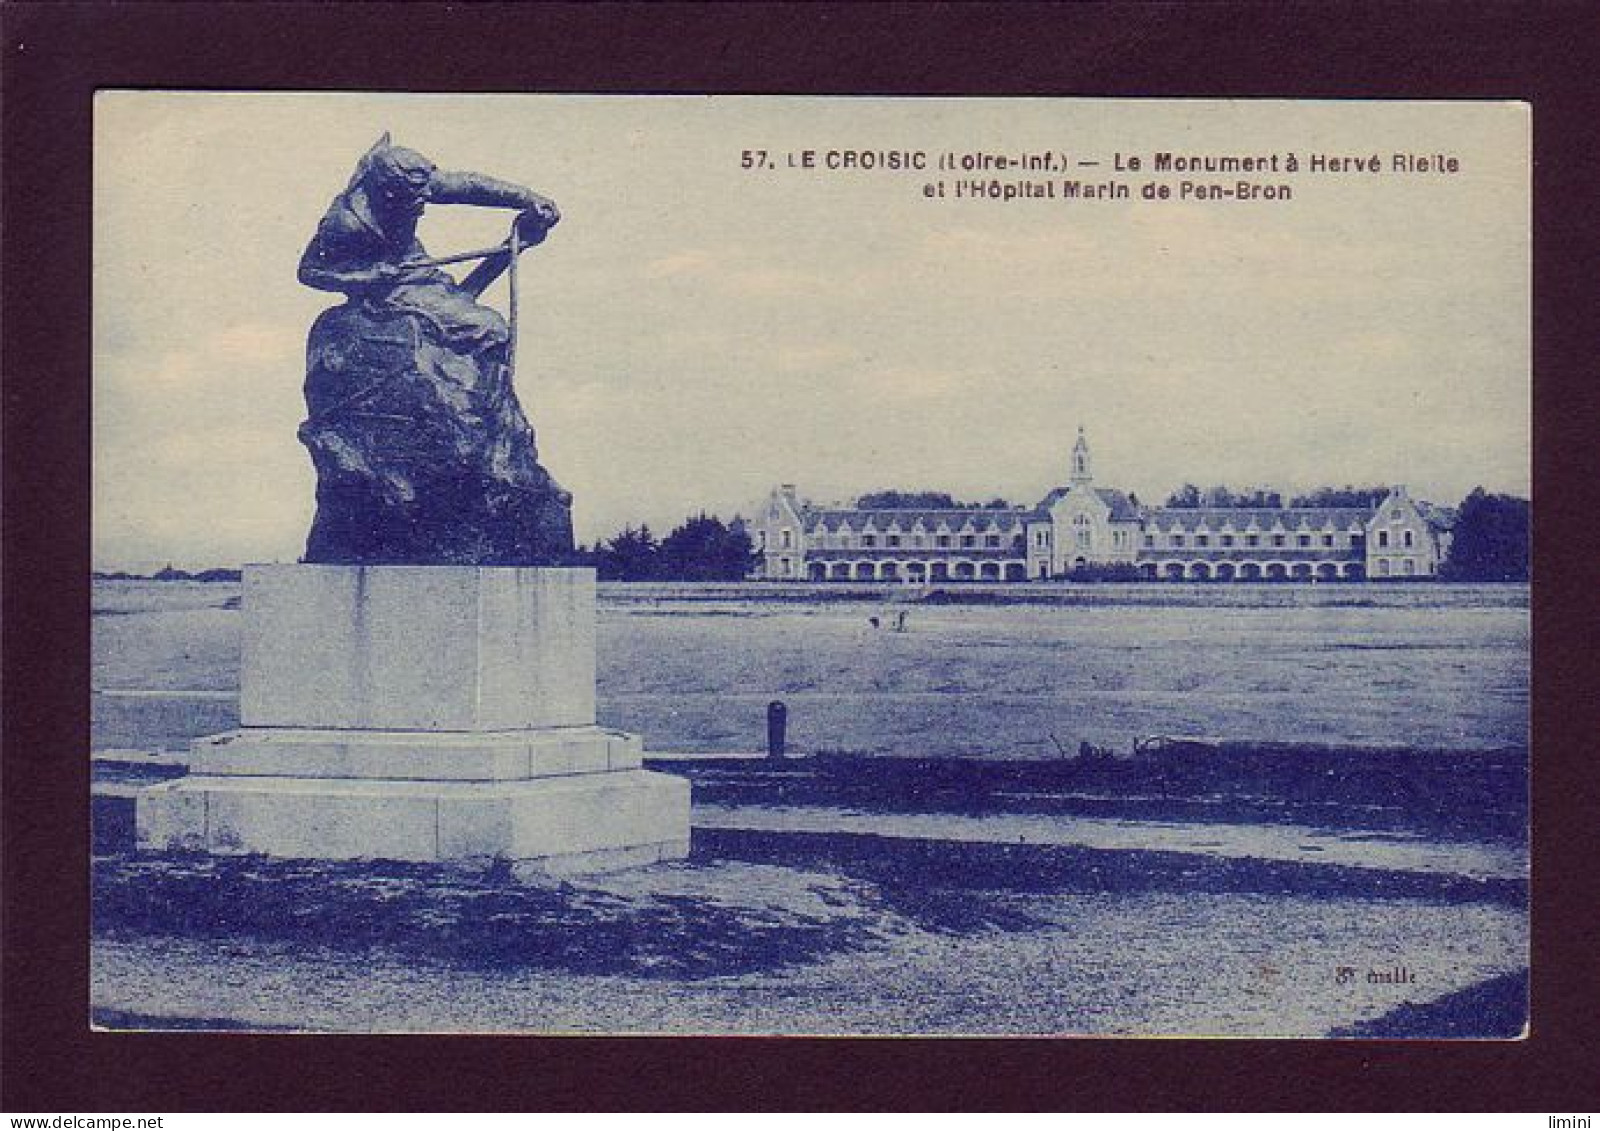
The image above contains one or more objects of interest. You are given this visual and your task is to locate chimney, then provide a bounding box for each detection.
[779,483,797,502]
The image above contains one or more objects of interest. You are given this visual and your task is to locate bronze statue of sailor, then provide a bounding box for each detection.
[296,134,575,566]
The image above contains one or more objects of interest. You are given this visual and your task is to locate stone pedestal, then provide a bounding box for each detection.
[137,565,690,872]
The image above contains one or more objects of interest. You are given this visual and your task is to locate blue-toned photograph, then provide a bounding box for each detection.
[92,94,1529,1036]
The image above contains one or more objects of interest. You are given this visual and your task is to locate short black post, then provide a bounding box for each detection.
[766,699,788,760]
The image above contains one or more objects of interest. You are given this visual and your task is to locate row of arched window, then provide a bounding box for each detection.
[1146,530,1365,550]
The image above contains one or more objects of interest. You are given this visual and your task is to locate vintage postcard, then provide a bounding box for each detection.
[91,93,1529,1037]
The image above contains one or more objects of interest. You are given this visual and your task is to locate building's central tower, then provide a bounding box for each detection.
[1070,425,1093,485]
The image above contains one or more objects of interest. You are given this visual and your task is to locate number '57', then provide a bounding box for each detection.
[742,150,769,169]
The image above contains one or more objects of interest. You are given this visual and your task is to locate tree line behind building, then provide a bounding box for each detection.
[91,487,1529,583]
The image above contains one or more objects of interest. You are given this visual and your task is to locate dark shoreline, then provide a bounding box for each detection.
[656,743,1529,843]
[95,740,1529,854]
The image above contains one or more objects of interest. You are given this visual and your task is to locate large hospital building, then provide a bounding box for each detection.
[753,430,1453,583]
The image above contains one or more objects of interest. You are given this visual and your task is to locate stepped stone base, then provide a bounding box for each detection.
[134,564,690,874]
[137,768,690,872]
[186,725,642,781]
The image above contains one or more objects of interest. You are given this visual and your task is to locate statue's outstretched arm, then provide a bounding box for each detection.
[430,171,561,297]
[428,170,560,224]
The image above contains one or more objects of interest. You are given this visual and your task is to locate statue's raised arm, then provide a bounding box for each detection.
[298,135,560,303]
[429,168,560,218]
[296,135,574,567]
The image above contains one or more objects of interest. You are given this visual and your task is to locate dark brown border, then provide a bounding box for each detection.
[5,0,1597,1112]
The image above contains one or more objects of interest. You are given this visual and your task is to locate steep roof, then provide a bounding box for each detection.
[803,506,1031,532]
[791,492,1436,534]
[1143,506,1373,530]
[1095,488,1140,522]
[1034,484,1140,522]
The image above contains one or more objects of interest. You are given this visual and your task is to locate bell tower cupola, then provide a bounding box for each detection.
[1070,425,1093,485]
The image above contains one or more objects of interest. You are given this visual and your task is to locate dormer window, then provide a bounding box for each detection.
[780,529,792,549]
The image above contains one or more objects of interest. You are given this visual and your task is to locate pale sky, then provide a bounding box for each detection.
[94,94,1529,570]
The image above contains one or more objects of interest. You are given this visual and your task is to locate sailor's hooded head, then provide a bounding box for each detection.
[350,133,436,217]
